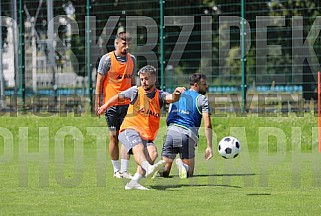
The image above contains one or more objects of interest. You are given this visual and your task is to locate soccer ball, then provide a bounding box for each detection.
[218,136,241,159]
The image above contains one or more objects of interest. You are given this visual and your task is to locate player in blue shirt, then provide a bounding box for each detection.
[159,73,213,178]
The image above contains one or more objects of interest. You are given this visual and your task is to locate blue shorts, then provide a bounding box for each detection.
[104,105,129,131]
[161,125,197,160]
[118,129,155,154]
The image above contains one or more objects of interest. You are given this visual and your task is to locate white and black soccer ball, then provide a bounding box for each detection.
[218,136,241,159]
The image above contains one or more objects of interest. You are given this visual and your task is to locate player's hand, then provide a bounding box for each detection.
[205,147,213,160]
[97,104,107,117]
[95,108,100,118]
[95,102,100,118]
[95,104,100,118]
[174,87,186,94]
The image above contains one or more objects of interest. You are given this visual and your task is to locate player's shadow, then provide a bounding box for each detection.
[150,183,242,190]
[193,173,256,177]
[150,173,255,190]
[246,193,271,196]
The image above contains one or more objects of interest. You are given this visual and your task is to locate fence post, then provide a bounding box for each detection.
[19,0,25,112]
[159,0,164,91]
[86,0,93,112]
[241,0,247,113]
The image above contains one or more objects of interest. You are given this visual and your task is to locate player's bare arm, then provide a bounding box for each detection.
[165,87,186,103]
[203,112,213,160]
[97,94,126,116]
[95,73,105,116]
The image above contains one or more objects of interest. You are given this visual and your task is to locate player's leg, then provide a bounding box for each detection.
[182,158,195,177]
[108,130,119,160]
[177,135,197,178]
[159,127,180,177]
[118,105,132,178]
[119,130,148,189]
[119,129,164,178]
[121,137,164,190]
[109,129,121,177]
[125,166,148,190]
[105,107,121,177]
[119,144,132,179]
[160,157,173,177]
[145,143,158,165]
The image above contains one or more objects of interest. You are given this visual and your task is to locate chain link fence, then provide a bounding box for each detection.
[1,0,321,114]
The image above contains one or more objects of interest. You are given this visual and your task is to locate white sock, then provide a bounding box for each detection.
[120,159,129,173]
[111,160,120,173]
[128,173,143,185]
[141,160,151,173]
[132,173,143,181]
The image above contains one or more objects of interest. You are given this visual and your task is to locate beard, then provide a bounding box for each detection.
[143,85,153,91]
[199,89,207,95]
[121,49,127,55]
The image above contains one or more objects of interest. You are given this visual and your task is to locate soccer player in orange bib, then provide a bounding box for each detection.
[95,31,135,179]
[97,65,185,190]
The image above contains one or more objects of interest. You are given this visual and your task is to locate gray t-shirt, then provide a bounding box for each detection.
[121,86,170,108]
[198,94,211,114]
[97,51,136,75]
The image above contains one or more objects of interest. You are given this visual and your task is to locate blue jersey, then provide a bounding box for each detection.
[166,90,203,136]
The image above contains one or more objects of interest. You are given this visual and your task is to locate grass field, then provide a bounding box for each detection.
[1,112,321,215]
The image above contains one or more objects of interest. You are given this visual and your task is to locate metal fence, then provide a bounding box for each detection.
[1,0,321,113]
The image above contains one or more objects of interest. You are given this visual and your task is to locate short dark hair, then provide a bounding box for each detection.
[138,65,156,76]
[189,73,206,85]
[116,31,132,42]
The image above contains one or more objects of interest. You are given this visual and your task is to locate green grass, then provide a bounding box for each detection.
[1,113,321,215]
